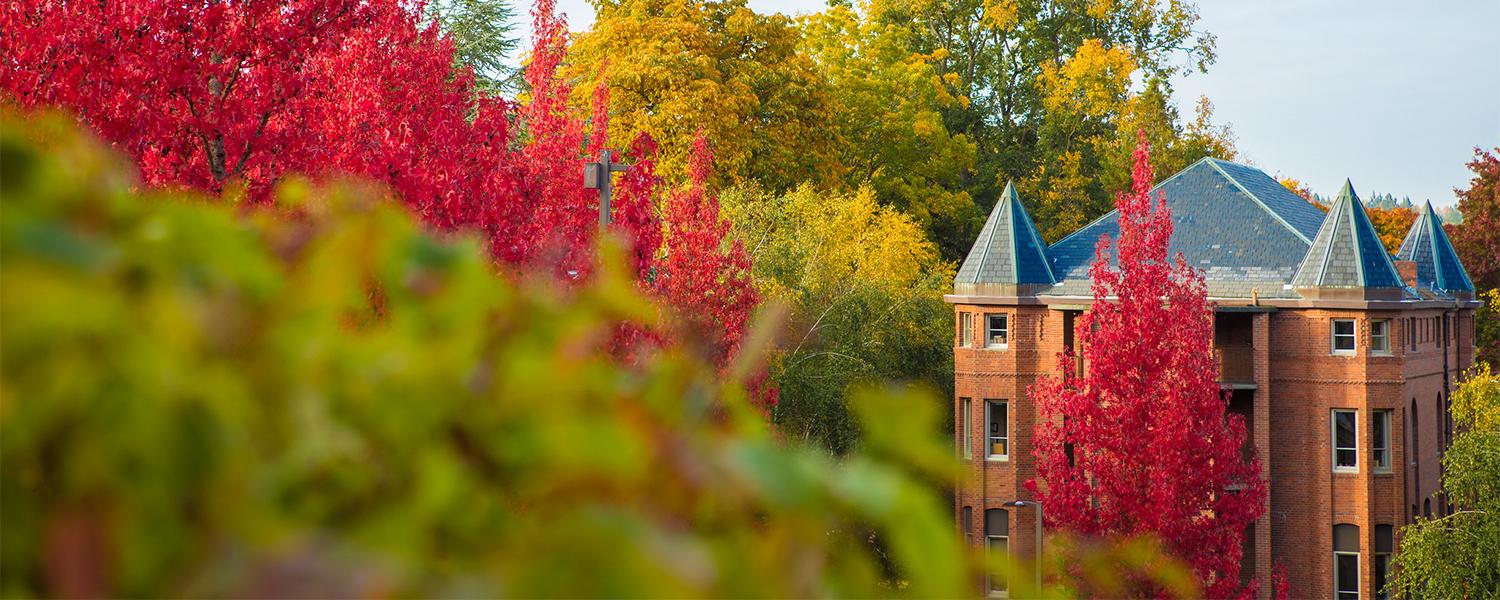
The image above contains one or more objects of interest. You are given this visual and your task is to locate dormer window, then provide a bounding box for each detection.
[986,314,1009,349]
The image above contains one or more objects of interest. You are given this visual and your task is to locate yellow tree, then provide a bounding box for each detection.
[566,0,840,190]
[798,3,979,259]
[722,184,955,454]
[1366,205,1417,253]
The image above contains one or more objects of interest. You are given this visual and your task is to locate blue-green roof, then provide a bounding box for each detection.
[955,181,1055,288]
[1292,180,1404,289]
[1397,201,1474,292]
[1047,158,1326,298]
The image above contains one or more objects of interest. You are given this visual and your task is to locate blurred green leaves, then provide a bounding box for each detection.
[0,111,982,597]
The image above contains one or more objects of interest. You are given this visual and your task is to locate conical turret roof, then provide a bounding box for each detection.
[954,181,1055,294]
[1396,201,1474,292]
[1292,180,1404,289]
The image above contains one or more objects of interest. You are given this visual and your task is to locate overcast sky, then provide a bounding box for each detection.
[519,0,1500,207]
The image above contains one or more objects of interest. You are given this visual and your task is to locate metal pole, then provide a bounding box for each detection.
[598,148,612,228]
[1003,500,1044,594]
[1034,502,1043,593]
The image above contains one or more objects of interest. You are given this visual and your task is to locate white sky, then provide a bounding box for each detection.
[514,0,1500,207]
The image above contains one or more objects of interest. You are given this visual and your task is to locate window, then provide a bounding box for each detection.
[1375,524,1393,600]
[1373,410,1391,472]
[1408,317,1416,350]
[985,509,1009,596]
[986,313,1009,349]
[986,401,1009,460]
[959,313,973,347]
[1332,319,1356,354]
[1334,524,1360,600]
[961,398,973,459]
[1333,410,1358,472]
[1411,399,1419,466]
[962,506,974,547]
[1444,392,1452,447]
[1371,320,1390,355]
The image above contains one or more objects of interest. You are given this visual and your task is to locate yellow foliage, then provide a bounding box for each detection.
[566,0,841,189]
[983,0,1019,30]
[1038,39,1137,118]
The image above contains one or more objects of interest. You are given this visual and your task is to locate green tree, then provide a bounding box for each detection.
[798,3,980,258]
[566,0,840,190]
[427,0,520,93]
[862,0,1234,248]
[721,184,955,454]
[1389,364,1500,599]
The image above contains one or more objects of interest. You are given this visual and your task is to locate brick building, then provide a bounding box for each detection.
[949,158,1479,599]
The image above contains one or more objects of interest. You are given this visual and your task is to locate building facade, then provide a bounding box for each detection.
[949,159,1479,599]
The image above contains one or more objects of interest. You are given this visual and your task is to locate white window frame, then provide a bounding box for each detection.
[1333,409,1358,473]
[1373,410,1391,473]
[1371,319,1391,355]
[959,313,973,347]
[986,400,1009,461]
[985,313,1009,349]
[1332,319,1357,355]
[985,509,1009,597]
[1334,551,1360,600]
[961,398,973,459]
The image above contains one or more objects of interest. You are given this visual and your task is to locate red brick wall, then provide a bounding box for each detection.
[952,301,1476,599]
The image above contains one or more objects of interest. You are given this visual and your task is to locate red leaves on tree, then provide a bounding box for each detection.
[2,0,759,383]
[653,133,769,405]
[1026,132,1267,598]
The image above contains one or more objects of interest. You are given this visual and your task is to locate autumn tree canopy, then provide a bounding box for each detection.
[566,0,841,191]
[1027,133,1267,598]
[0,0,759,379]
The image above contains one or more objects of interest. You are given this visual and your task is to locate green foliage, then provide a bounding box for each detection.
[721,185,954,455]
[0,112,981,597]
[858,0,1234,250]
[427,0,520,93]
[799,4,980,255]
[1390,364,1500,599]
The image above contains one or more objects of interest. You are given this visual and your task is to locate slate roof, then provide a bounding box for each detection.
[1397,201,1475,292]
[955,181,1056,288]
[1046,158,1327,298]
[1291,181,1405,289]
[952,158,1474,304]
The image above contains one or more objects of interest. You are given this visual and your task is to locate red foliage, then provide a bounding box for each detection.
[1026,132,1267,598]
[1448,147,1500,292]
[1,0,760,380]
[653,133,769,405]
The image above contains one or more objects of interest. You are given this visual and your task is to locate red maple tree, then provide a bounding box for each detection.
[1026,132,1268,598]
[652,133,769,404]
[1,0,761,383]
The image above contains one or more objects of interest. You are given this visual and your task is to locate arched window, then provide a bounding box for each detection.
[985,509,1009,595]
[1334,524,1360,600]
[1436,393,1444,453]
[1374,524,1393,600]
[962,506,973,546]
[1424,499,1431,518]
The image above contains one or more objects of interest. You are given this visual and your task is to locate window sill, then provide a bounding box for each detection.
[986,456,1010,462]
[1330,350,1356,357]
[1372,352,1393,357]
[1332,468,1359,475]
[985,345,1010,351]
[1374,470,1394,476]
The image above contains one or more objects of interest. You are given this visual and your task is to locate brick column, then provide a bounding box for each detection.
[1252,312,1273,598]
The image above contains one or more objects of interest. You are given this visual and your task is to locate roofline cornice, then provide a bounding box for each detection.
[944,293,1481,310]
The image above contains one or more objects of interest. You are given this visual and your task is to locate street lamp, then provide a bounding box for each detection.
[1002,500,1043,593]
[584,148,631,228]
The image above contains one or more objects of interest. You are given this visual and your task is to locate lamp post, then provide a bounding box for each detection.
[584,149,631,228]
[1002,500,1043,593]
